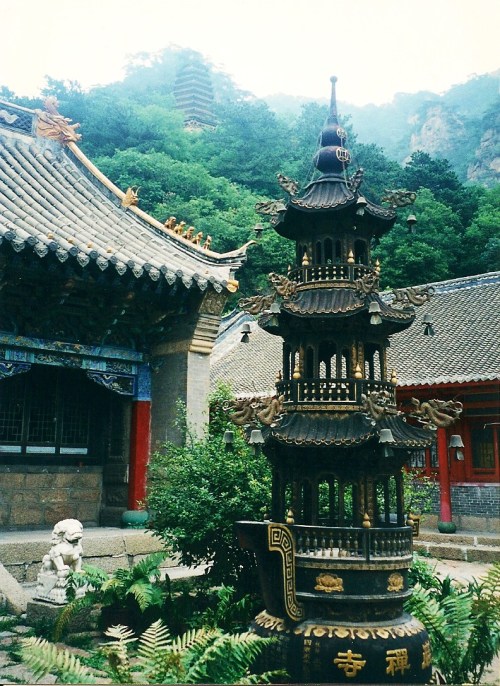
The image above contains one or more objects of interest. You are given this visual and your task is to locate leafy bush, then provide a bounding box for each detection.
[403,468,437,517]
[406,561,500,684]
[408,553,441,591]
[147,386,272,596]
[21,620,285,684]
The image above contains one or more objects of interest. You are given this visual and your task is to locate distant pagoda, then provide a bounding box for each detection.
[236,77,436,684]
[174,60,217,130]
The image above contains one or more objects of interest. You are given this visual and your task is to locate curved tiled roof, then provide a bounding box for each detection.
[386,273,500,386]
[281,288,364,316]
[290,174,355,210]
[211,273,500,393]
[0,100,248,293]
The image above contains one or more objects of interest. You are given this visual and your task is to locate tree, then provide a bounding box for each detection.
[196,100,290,195]
[239,230,295,297]
[374,188,465,288]
[401,151,480,225]
[147,387,272,595]
[283,101,328,186]
[462,185,500,274]
[350,142,403,202]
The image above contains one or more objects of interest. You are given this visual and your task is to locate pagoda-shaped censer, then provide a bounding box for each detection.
[236,78,438,684]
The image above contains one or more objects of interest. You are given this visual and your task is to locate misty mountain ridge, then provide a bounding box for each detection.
[264,71,499,186]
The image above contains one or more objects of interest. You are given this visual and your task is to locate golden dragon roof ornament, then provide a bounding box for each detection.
[36,97,81,144]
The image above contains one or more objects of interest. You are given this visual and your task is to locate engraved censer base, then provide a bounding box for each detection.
[252,611,432,684]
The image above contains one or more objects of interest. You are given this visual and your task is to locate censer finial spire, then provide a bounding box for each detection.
[329,75,339,122]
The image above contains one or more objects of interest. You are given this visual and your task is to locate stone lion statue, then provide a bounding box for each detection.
[35,519,85,605]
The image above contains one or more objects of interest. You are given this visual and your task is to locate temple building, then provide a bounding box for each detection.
[212,271,500,532]
[0,97,247,530]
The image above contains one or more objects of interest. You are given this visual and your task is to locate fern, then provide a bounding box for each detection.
[480,561,500,600]
[53,592,97,642]
[137,619,174,682]
[101,624,137,683]
[170,627,210,654]
[183,630,276,684]
[239,669,289,684]
[407,567,500,685]
[22,620,283,685]
[132,551,167,580]
[20,636,96,684]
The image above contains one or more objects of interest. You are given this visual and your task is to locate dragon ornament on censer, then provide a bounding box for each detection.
[226,77,461,684]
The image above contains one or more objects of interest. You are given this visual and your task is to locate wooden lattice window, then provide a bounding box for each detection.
[0,366,108,461]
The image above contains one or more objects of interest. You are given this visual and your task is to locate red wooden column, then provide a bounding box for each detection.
[437,427,453,523]
[128,364,152,510]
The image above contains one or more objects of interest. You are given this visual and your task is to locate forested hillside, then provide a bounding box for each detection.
[266,71,500,186]
[2,48,498,300]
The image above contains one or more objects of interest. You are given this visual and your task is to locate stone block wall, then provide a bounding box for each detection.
[0,466,102,530]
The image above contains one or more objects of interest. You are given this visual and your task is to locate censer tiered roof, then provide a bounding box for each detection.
[273,77,396,238]
[250,76,435,452]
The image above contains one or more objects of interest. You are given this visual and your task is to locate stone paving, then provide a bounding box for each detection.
[0,617,57,685]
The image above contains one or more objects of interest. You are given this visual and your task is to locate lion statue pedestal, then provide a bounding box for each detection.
[35,519,86,605]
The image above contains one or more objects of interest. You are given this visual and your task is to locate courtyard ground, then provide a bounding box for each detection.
[0,556,498,684]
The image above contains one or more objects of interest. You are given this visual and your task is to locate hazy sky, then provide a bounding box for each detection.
[3,0,499,106]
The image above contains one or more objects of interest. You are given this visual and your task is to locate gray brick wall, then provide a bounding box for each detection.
[425,482,500,531]
[450,483,500,517]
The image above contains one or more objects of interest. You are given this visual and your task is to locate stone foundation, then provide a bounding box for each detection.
[0,466,102,530]
[0,528,167,583]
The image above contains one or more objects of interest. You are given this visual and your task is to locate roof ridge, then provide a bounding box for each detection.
[0,98,35,114]
[0,98,250,267]
[412,271,500,292]
[67,142,250,265]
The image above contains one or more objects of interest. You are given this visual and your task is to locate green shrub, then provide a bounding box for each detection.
[147,386,272,596]
[408,553,441,591]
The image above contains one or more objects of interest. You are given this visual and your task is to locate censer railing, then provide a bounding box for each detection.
[276,378,395,406]
[288,263,376,285]
[292,524,412,561]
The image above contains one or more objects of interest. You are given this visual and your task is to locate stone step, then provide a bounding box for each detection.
[416,528,500,547]
[415,528,500,564]
[414,540,500,564]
